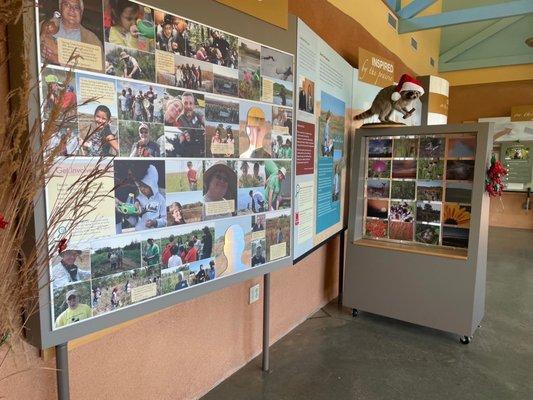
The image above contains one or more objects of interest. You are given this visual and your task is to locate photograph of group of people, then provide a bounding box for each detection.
[38,0,293,109]
[363,135,475,249]
[40,0,294,331]
[51,208,291,328]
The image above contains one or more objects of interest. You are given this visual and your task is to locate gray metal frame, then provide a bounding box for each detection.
[344,123,492,338]
[24,1,299,349]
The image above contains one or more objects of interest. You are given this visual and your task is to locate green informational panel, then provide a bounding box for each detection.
[29,0,296,348]
[500,141,533,185]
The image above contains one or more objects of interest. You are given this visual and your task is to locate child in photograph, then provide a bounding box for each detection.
[129,123,161,157]
[108,0,141,49]
[161,234,176,267]
[252,162,264,186]
[208,260,216,280]
[81,105,118,156]
[118,164,166,230]
[187,161,198,191]
[55,289,92,327]
[184,240,198,263]
[157,17,178,52]
[168,202,186,225]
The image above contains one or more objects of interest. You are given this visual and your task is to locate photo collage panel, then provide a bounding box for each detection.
[363,134,476,249]
[38,0,294,330]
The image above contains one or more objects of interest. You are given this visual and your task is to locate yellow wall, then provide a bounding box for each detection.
[326,0,442,76]
[441,64,533,86]
[215,0,288,29]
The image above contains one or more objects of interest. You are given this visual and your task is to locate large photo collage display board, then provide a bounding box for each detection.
[363,134,476,249]
[36,0,294,330]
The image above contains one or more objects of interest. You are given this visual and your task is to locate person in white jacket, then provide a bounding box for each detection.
[51,249,90,288]
[128,164,167,230]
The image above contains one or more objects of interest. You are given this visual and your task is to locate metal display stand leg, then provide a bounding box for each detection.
[262,273,270,372]
[338,229,346,306]
[56,343,70,400]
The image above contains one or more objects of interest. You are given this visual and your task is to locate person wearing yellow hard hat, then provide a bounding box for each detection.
[241,107,270,158]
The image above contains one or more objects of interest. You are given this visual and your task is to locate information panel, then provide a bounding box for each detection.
[293,20,351,260]
[36,0,293,332]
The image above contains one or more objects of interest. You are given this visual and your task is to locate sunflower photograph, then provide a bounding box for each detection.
[443,203,471,228]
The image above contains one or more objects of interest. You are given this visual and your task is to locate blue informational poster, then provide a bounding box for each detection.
[293,20,352,259]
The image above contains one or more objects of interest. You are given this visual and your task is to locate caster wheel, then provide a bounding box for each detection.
[460,336,472,345]
[352,309,359,318]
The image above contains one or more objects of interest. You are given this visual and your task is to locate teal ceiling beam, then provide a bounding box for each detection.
[399,0,533,33]
[384,0,401,13]
[398,0,438,19]
[439,54,533,72]
[439,16,526,63]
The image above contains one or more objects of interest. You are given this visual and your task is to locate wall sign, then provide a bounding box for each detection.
[358,47,395,88]
[511,105,533,122]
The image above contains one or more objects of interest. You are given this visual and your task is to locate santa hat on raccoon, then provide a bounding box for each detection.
[391,74,424,101]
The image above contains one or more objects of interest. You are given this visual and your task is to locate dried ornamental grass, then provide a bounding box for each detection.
[0,0,115,369]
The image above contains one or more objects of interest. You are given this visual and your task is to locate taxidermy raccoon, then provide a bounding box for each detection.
[354,74,424,123]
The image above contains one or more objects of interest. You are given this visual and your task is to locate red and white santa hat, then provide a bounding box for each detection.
[391,74,424,101]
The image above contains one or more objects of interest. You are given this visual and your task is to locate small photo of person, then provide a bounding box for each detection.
[271,78,293,107]
[51,248,91,289]
[213,216,252,277]
[203,29,238,68]
[53,282,92,328]
[206,123,238,158]
[165,160,204,225]
[75,72,119,156]
[105,43,156,82]
[205,96,239,125]
[141,237,161,267]
[117,81,164,123]
[47,123,82,157]
[39,0,104,71]
[213,65,239,97]
[237,161,266,215]
[265,160,291,211]
[118,121,164,157]
[272,106,292,136]
[104,0,155,52]
[265,210,291,262]
[319,91,345,160]
[166,160,203,192]
[298,76,315,114]
[238,39,261,101]
[239,102,272,158]
[154,12,196,57]
[160,224,214,271]
[164,90,206,158]
[174,55,214,93]
[260,46,293,82]
[114,160,166,233]
[251,239,266,267]
[42,68,78,122]
[90,235,142,279]
[252,214,266,233]
[203,161,238,220]
[271,134,292,160]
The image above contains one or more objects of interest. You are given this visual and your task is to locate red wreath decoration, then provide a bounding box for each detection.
[485,155,508,197]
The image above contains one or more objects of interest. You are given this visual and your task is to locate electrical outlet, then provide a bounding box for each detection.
[249,284,260,304]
